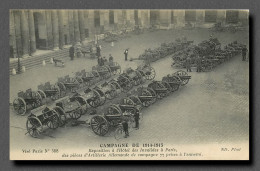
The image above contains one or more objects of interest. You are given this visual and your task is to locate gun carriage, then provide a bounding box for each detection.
[37,82,62,101]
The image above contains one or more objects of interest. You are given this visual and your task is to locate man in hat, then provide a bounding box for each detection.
[122,119,129,138]
[109,54,114,62]
[69,45,75,60]
[242,45,248,61]
[124,48,129,61]
[186,56,192,72]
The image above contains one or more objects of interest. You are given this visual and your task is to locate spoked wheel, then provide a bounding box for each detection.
[69,107,82,120]
[90,115,109,136]
[13,97,27,115]
[147,88,157,104]
[57,82,66,97]
[53,106,67,126]
[33,91,43,108]
[37,90,46,99]
[26,116,43,138]
[136,70,146,84]
[162,76,180,92]
[121,76,133,92]
[162,81,172,94]
[142,66,156,80]
[95,89,106,106]
[174,70,189,85]
[91,70,101,84]
[110,81,122,97]
[51,84,61,100]
[88,90,101,108]
[46,110,60,129]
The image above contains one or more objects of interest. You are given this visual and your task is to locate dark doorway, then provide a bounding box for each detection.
[150,10,159,25]
[185,10,196,22]
[109,10,114,25]
[134,10,138,25]
[205,11,217,23]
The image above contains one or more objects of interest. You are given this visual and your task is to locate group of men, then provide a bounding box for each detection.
[185,56,203,72]
[122,109,140,138]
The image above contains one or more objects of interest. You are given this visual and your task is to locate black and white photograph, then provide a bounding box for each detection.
[9,9,249,160]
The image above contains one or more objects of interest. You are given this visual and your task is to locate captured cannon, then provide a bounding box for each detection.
[123,67,146,86]
[57,75,81,93]
[26,106,66,138]
[75,70,101,87]
[71,88,106,108]
[136,64,156,80]
[90,104,136,136]
[93,81,119,100]
[172,70,191,86]
[92,65,111,79]
[55,96,84,120]
[162,75,182,92]
[109,74,133,93]
[104,61,121,75]
[13,89,43,115]
[147,81,171,99]
[37,82,63,101]
[127,87,157,107]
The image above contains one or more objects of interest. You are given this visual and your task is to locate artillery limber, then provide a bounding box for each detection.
[104,61,121,75]
[90,105,136,136]
[136,64,156,80]
[37,82,62,101]
[57,75,81,93]
[55,96,84,120]
[13,89,43,115]
[26,105,66,138]
[123,68,145,86]
[92,65,111,79]
[75,70,101,86]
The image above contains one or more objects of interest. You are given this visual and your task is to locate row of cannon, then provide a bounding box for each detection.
[138,38,194,63]
[172,39,246,71]
[25,70,191,138]
[12,62,155,116]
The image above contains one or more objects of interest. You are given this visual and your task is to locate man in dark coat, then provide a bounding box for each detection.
[196,56,202,72]
[134,110,140,129]
[124,49,129,61]
[122,119,129,138]
[69,46,75,60]
[242,46,248,61]
[109,54,114,62]
[96,45,101,57]
[186,56,192,72]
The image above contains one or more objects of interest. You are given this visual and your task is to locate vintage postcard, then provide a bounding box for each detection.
[9,9,249,160]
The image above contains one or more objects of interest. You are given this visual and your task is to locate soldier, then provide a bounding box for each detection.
[134,109,140,129]
[122,119,129,138]
[186,56,192,72]
[124,48,129,61]
[69,45,75,60]
[242,45,248,61]
[109,54,113,62]
[96,44,101,57]
[196,56,202,72]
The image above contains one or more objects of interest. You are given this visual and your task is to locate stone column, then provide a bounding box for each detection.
[14,11,23,57]
[51,10,59,50]
[102,10,110,32]
[20,10,30,57]
[88,10,95,40]
[28,10,36,55]
[78,10,86,42]
[10,10,17,58]
[68,11,75,44]
[73,10,80,43]
[238,10,249,26]
[174,10,185,28]
[196,10,205,26]
[58,10,64,49]
[45,10,53,49]
[217,10,226,24]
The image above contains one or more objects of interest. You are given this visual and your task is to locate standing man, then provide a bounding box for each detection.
[242,45,248,61]
[186,56,192,72]
[69,45,75,60]
[109,54,114,62]
[96,44,101,57]
[124,48,129,61]
[196,56,202,72]
[122,119,129,138]
[134,109,140,129]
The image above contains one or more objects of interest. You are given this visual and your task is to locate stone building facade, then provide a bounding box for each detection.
[9,9,248,58]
